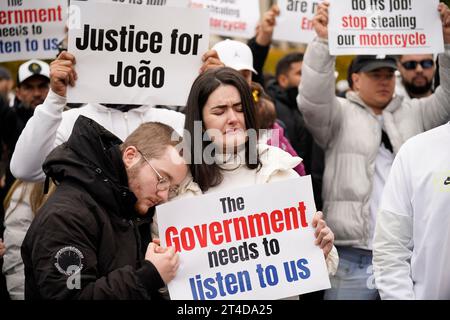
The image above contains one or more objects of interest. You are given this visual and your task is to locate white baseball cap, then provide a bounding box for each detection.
[18,59,50,85]
[212,39,257,74]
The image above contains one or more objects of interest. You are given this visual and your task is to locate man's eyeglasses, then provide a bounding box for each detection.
[401,59,434,70]
[137,149,178,194]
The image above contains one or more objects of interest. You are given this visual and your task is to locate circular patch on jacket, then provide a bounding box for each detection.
[54,246,84,276]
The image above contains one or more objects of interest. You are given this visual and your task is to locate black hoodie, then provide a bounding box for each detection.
[21,116,164,300]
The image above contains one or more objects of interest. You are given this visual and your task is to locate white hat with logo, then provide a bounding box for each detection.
[212,39,257,74]
[18,59,50,85]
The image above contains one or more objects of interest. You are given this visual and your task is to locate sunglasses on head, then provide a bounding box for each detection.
[401,59,434,70]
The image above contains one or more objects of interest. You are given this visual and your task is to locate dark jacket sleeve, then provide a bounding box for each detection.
[247,37,270,86]
[22,204,164,300]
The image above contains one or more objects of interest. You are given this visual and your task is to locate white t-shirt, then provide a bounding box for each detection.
[360,116,394,250]
[375,122,450,299]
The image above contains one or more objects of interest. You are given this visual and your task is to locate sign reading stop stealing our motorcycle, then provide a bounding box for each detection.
[328,0,444,55]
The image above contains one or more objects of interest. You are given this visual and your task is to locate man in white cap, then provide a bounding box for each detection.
[1,60,50,187]
[0,59,51,248]
[15,59,50,111]
[1,60,50,172]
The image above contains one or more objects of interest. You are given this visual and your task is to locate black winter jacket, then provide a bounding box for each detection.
[266,79,314,170]
[266,80,325,210]
[21,116,164,300]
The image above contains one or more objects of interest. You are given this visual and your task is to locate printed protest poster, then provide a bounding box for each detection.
[328,0,444,55]
[273,0,323,44]
[95,0,189,7]
[67,0,209,106]
[156,176,331,300]
[0,0,67,62]
[189,0,260,39]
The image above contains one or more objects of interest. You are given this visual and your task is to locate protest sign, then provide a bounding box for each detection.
[0,0,67,62]
[328,0,444,55]
[95,0,189,7]
[189,0,260,39]
[67,0,209,106]
[156,176,331,300]
[273,0,323,44]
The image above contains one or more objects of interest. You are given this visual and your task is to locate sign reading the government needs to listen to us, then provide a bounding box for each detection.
[273,0,324,44]
[156,176,331,300]
[328,0,444,55]
[189,0,260,39]
[0,0,67,62]
[67,0,209,106]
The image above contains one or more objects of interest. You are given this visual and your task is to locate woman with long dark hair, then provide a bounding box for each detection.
[153,68,338,298]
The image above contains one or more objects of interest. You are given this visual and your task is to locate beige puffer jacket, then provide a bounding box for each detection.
[298,38,450,247]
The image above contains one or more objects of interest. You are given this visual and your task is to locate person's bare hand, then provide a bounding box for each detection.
[199,49,225,74]
[312,211,334,259]
[145,243,179,284]
[152,239,166,253]
[256,4,280,46]
[313,1,329,40]
[50,51,77,97]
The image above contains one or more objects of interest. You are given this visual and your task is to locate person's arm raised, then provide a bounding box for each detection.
[10,52,77,182]
[297,1,343,150]
[412,3,450,131]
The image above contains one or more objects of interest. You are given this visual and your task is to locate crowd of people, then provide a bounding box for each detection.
[0,0,449,300]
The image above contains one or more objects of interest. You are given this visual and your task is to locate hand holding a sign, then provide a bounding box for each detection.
[50,51,77,97]
[439,2,450,44]
[312,211,334,259]
[255,4,280,46]
[199,50,225,74]
[145,243,180,284]
[313,1,329,40]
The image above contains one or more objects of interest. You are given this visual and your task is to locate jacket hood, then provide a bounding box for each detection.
[43,116,137,219]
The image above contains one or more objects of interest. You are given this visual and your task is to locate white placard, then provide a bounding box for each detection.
[67,0,209,106]
[328,0,444,55]
[189,0,260,39]
[94,0,189,7]
[0,0,67,62]
[156,176,331,300]
[273,0,323,44]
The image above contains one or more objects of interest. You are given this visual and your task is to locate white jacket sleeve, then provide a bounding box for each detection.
[10,90,68,182]
[297,38,343,149]
[414,44,450,130]
[373,149,415,300]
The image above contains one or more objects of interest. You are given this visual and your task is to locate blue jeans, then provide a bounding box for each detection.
[324,246,379,300]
